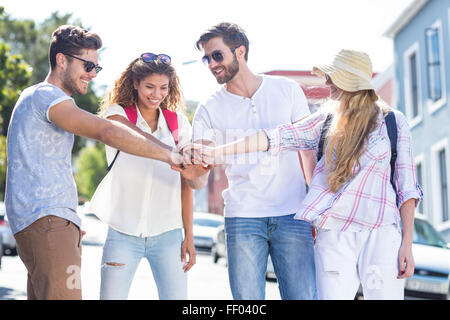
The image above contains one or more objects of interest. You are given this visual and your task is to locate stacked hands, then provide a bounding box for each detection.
[169,143,221,178]
[173,143,221,166]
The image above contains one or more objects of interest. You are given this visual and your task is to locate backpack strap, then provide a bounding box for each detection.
[317,113,333,162]
[123,105,138,125]
[316,111,399,205]
[161,108,179,145]
[107,105,179,172]
[385,111,398,204]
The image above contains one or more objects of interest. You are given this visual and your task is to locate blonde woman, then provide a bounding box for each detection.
[188,50,423,300]
[90,53,208,299]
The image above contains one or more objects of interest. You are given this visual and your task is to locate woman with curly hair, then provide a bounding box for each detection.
[91,53,201,300]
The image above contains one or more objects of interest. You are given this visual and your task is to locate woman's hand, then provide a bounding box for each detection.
[397,242,414,279]
[180,143,220,165]
[181,235,197,273]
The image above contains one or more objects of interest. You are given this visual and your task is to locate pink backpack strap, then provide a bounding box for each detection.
[161,108,179,145]
[123,105,138,125]
[123,105,178,144]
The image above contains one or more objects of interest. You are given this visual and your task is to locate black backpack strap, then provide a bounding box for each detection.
[385,111,398,204]
[107,150,120,172]
[317,113,333,162]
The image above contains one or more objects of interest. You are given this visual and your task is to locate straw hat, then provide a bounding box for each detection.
[312,49,375,92]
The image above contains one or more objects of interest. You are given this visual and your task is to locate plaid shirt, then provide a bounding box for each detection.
[265,110,423,232]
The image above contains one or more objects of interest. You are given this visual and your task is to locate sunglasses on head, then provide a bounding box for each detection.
[64,53,102,73]
[140,53,171,64]
[201,47,238,65]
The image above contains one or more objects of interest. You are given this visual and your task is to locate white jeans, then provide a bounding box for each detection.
[314,224,405,300]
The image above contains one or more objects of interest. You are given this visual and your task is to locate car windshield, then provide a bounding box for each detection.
[413,218,447,248]
[194,218,223,228]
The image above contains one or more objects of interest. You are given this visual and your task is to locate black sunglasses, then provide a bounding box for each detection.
[64,53,102,73]
[202,47,238,65]
[141,52,171,64]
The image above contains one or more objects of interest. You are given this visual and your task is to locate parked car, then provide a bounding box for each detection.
[265,256,276,281]
[0,202,17,256]
[193,212,224,251]
[357,214,449,300]
[0,232,3,269]
[405,214,450,299]
[211,225,226,263]
[211,224,277,281]
[438,225,450,244]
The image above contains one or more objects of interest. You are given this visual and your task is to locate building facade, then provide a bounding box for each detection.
[386,0,450,231]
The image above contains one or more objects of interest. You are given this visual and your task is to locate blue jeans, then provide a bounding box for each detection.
[100,227,187,300]
[225,214,317,300]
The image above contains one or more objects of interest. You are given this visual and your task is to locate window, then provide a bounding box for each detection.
[415,162,424,214]
[425,20,446,113]
[438,149,448,222]
[431,139,450,225]
[403,42,422,126]
[426,27,442,101]
[409,53,419,117]
[415,153,426,216]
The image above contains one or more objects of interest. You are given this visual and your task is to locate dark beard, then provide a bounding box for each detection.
[216,54,239,84]
[61,70,81,96]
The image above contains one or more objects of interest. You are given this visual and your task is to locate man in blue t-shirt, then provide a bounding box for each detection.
[5,25,192,300]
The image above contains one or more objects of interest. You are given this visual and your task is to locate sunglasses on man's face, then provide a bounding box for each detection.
[202,46,239,65]
[202,50,225,65]
[140,53,171,64]
[64,53,102,73]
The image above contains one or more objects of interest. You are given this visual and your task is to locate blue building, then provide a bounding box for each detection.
[385,0,450,232]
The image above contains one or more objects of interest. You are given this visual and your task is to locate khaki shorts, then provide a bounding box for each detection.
[14,215,82,300]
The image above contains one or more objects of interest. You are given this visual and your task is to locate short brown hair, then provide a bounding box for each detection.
[49,25,102,70]
[195,22,249,61]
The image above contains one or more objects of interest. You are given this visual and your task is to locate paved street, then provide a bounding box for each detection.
[0,244,281,300]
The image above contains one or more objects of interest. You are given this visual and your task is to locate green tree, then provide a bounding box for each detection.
[0,40,32,198]
[0,8,80,85]
[184,100,198,124]
[74,143,107,199]
[0,7,101,155]
[0,136,6,200]
[0,41,32,134]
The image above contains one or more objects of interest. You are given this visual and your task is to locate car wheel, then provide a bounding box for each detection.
[211,245,219,263]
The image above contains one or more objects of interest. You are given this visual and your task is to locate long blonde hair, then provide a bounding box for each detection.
[99,57,184,115]
[324,89,389,193]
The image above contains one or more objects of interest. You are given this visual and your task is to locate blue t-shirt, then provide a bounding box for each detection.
[5,82,81,234]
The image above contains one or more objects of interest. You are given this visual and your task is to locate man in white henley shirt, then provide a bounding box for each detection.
[190,22,317,300]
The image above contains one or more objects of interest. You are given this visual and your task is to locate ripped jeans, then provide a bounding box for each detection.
[100,227,187,300]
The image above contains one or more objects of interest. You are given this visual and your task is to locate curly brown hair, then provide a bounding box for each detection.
[99,56,184,115]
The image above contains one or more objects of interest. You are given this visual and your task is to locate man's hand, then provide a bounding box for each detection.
[171,164,214,181]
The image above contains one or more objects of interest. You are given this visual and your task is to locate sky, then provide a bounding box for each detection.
[1,0,414,102]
